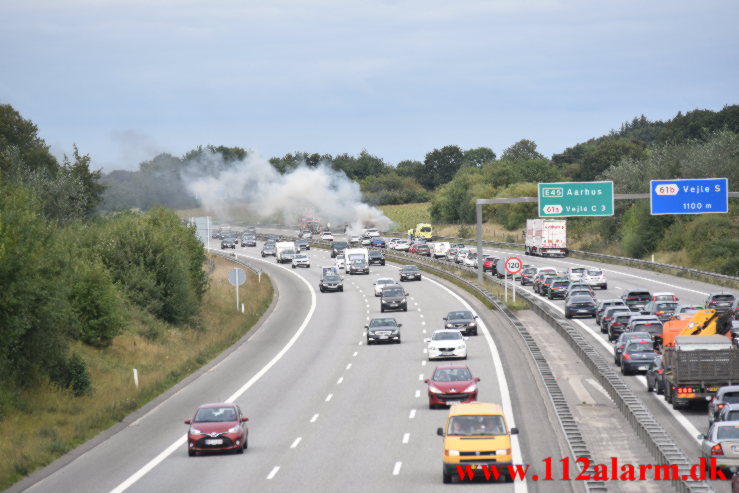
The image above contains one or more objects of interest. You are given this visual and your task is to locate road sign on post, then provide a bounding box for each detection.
[538,181,614,217]
[504,257,523,275]
[228,268,247,311]
[650,178,729,215]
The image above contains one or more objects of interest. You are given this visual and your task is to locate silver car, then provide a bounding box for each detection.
[698,421,739,475]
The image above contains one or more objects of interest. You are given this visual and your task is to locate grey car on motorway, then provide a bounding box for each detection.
[366,317,402,344]
[698,421,739,475]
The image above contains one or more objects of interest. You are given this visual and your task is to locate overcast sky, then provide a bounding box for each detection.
[1,0,737,172]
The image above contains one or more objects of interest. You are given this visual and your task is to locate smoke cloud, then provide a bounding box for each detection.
[182,151,394,233]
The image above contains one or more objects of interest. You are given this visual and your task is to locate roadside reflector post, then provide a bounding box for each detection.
[133,368,139,389]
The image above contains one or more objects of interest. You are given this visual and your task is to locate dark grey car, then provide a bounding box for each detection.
[366,317,402,344]
[381,285,408,312]
[642,301,680,322]
[620,340,658,375]
[614,332,651,365]
[646,354,665,394]
[564,295,597,319]
[443,310,479,336]
[596,299,628,325]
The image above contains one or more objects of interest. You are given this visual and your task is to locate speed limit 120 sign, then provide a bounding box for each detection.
[505,257,523,275]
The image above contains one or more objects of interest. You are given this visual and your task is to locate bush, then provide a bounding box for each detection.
[68,258,123,348]
[50,353,92,397]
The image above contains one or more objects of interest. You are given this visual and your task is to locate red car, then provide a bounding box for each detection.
[482,256,497,273]
[410,243,431,256]
[424,365,479,409]
[185,403,249,456]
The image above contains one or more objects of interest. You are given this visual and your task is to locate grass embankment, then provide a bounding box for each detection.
[0,255,273,490]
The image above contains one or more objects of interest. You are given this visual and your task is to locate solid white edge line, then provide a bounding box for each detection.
[110,250,317,493]
[425,276,528,493]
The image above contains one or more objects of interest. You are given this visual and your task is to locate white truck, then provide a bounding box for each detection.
[275,241,298,264]
[525,219,567,257]
[433,242,450,259]
[344,247,369,274]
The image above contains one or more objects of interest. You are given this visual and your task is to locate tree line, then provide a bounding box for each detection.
[0,105,208,416]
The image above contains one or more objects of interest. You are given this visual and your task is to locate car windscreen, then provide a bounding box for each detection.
[433,368,472,381]
[433,332,461,341]
[369,318,396,328]
[626,342,654,353]
[723,393,739,404]
[717,425,739,440]
[383,288,404,297]
[295,255,307,260]
[324,275,340,283]
[194,407,237,422]
[448,311,472,320]
[351,259,366,264]
[571,268,586,273]
[448,415,506,436]
[402,266,419,272]
[333,242,347,249]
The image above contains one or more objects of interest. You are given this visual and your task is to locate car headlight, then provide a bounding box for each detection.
[468,322,476,327]
[463,384,477,393]
[227,425,241,433]
[428,385,443,394]
[458,345,466,350]
[496,448,511,455]
[446,323,453,328]
[446,449,460,456]
[189,427,203,435]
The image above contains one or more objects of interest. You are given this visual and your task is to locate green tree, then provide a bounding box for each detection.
[501,139,544,162]
[421,145,465,189]
[0,104,58,178]
[0,183,71,388]
[360,173,430,205]
[462,147,496,168]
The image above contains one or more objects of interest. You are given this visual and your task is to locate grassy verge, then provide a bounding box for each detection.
[0,255,273,490]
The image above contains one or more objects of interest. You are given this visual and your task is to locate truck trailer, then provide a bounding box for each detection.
[525,219,567,257]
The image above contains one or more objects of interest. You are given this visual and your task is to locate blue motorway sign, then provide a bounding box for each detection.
[650,178,728,215]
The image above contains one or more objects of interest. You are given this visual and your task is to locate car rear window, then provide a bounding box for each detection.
[626,342,654,352]
[717,426,739,439]
[634,323,662,334]
[724,393,739,404]
[656,303,679,311]
[587,270,603,276]
[713,295,736,302]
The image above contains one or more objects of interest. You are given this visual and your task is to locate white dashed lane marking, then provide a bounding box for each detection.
[290,437,302,449]
[267,466,280,479]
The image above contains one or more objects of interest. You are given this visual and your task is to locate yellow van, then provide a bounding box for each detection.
[436,402,518,483]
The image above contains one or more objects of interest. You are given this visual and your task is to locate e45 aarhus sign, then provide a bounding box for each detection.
[538,181,614,217]
[650,178,728,215]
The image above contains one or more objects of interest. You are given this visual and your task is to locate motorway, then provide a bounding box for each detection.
[16,232,737,493]
[21,238,579,493]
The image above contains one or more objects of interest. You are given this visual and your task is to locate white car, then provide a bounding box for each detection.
[393,239,410,251]
[361,236,372,246]
[463,252,477,268]
[373,277,396,297]
[301,231,313,239]
[292,254,310,269]
[567,266,587,282]
[583,268,607,290]
[335,254,345,269]
[455,248,470,264]
[349,235,361,244]
[321,232,334,241]
[364,228,381,237]
[425,330,468,361]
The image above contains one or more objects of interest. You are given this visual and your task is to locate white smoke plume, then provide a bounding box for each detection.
[182,150,394,233]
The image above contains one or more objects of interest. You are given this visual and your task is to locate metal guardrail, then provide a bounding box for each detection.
[340,242,713,493]
[383,232,739,284]
[208,247,262,275]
